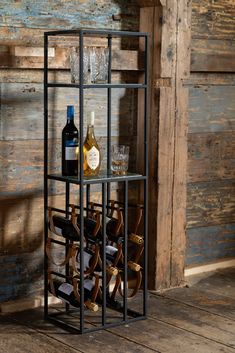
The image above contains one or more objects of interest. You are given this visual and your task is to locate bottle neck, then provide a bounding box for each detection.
[86,124,95,138]
[67,116,74,124]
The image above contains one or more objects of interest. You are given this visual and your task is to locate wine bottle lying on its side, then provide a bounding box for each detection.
[49,214,80,241]
[76,244,119,276]
[48,277,98,312]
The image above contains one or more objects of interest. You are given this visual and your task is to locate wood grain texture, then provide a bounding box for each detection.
[0,1,139,31]
[148,293,235,349]
[184,73,235,86]
[170,0,191,287]
[186,224,235,266]
[188,132,235,182]
[0,46,143,71]
[0,83,137,140]
[191,0,235,40]
[188,86,235,134]
[138,6,162,289]
[191,39,235,72]
[187,180,235,228]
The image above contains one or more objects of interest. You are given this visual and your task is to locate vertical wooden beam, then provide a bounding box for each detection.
[170,0,191,287]
[155,0,177,289]
[138,0,191,289]
[138,6,163,289]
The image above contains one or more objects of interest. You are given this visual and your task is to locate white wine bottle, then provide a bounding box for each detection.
[83,111,101,176]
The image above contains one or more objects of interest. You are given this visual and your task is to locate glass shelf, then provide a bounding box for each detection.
[47,172,146,185]
[46,83,147,89]
[45,28,148,38]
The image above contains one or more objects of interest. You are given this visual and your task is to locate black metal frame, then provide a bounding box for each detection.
[44,28,148,333]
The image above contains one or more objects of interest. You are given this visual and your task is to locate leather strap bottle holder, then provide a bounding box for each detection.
[71,244,100,276]
[46,238,77,267]
[72,275,99,312]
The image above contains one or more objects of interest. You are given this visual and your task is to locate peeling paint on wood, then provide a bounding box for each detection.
[187,180,235,228]
[186,224,235,266]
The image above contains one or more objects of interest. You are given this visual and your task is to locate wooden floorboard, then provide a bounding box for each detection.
[0,267,234,353]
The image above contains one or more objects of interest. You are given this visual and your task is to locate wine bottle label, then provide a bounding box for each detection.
[106,245,118,256]
[87,146,100,170]
[58,283,73,296]
[54,226,62,235]
[84,278,95,291]
[76,251,92,269]
[65,147,78,160]
[65,139,78,161]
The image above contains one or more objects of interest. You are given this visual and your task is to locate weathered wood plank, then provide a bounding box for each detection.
[166,286,235,321]
[138,5,163,289]
[187,180,235,228]
[184,73,235,86]
[0,83,137,140]
[189,267,235,299]
[188,132,235,182]
[0,316,82,353]
[0,69,132,84]
[0,1,139,32]
[154,0,177,290]
[148,293,235,348]
[137,0,165,6]
[110,315,235,353]
[191,0,235,40]
[191,39,235,72]
[8,308,156,353]
[186,224,235,266]
[0,27,138,50]
[0,46,143,71]
[170,0,191,287]
[188,86,235,133]
[0,137,133,194]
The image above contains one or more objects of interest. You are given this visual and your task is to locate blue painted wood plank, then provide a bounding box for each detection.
[186,223,235,266]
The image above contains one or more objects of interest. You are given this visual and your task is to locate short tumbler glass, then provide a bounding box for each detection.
[111,145,129,175]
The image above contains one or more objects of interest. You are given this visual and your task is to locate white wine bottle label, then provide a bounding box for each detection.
[106,245,118,256]
[84,278,95,291]
[76,251,92,269]
[58,282,73,296]
[65,146,78,160]
[87,146,100,170]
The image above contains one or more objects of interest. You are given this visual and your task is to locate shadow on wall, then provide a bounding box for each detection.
[0,190,43,302]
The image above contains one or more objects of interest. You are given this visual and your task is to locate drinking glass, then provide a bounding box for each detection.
[90,47,109,84]
[70,47,90,84]
[111,145,129,175]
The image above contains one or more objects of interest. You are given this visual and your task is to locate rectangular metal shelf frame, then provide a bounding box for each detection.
[44,28,149,334]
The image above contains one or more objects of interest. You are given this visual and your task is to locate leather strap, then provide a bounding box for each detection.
[48,270,56,296]
[46,238,75,267]
[118,270,142,299]
[71,244,100,276]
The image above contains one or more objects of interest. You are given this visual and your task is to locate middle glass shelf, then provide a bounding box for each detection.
[46,83,147,89]
[47,172,146,185]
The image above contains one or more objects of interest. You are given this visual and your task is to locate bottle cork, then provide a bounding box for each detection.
[128,261,141,272]
[129,233,144,245]
[85,299,99,312]
[106,266,119,276]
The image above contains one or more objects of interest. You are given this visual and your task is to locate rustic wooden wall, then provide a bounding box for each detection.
[185,0,235,267]
[0,1,141,303]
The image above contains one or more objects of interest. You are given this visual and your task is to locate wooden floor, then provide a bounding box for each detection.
[0,267,234,353]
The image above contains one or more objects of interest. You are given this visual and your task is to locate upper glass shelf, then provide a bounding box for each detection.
[47,172,146,185]
[44,29,149,38]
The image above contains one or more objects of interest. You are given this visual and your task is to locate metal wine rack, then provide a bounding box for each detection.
[44,28,148,333]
